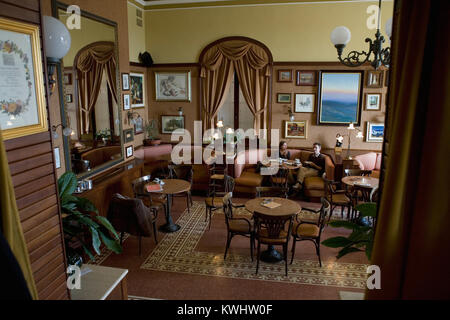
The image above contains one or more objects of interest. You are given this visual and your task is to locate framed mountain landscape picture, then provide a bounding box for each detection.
[317,71,363,126]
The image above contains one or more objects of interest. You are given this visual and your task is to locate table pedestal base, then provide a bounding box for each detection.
[159,223,180,233]
[260,245,283,263]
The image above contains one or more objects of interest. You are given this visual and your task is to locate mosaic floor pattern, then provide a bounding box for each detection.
[139,201,369,289]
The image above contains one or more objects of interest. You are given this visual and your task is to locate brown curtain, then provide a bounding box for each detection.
[367,0,450,299]
[76,42,117,134]
[200,39,272,132]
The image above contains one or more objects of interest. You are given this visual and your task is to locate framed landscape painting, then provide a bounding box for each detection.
[0,17,47,140]
[161,115,185,134]
[285,120,307,139]
[317,71,363,126]
[366,122,384,142]
[130,73,145,108]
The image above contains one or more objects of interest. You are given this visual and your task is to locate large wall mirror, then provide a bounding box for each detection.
[53,1,123,178]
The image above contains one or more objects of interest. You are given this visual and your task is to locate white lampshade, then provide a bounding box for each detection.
[226,128,234,134]
[216,120,223,128]
[385,17,393,39]
[356,131,364,139]
[348,123,355,130]
[330,26,351,46]
[43,16,71,60]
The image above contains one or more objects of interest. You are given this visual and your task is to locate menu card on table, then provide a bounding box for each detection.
[261,200,281,209]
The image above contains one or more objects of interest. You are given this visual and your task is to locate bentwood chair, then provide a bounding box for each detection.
[205,175,235,230]
[256,186,288,198]
[254,211,294,276]
[324,178,352,221]
[290,198,330,267]
[222,192,255,261]
[344,169,373,177]
[168,164,194,212]
[270,167,289,198]
[131,175,167,215]
[107,193,158,256]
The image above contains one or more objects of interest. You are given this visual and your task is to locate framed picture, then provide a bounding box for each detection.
[123,128,134,143]
[385,69,390,87]
[366,70,383,88]
[54,147,61,169]
[296,70,316,86]
[277,69,292,82]
[295,93,315,113]
[365,93,381,111]
[65,94,73,103]
[277,93,291,104]
[0,17,48,140]
[130,72,145,108]
[161,115,185,134]
[155,71,191,101]
[123,94,131,110]
[122,73,130,91]
[134,115,143,134]
[285,120,307,139]
[366,122,385,142]
[317,71,363,126]
[63,73,72,85]
[126,145,134,158]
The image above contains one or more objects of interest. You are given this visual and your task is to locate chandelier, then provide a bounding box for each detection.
[330,0,392,70]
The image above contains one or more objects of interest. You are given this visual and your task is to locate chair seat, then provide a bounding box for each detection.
[205,197,224,207]
[328,193,350,204]
[228,218,253,233]
[271,177,287,184]
[210,174,225,180]
[258,229,288,244]
[292,222,319,238]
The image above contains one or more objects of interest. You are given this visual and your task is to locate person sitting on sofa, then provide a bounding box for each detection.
[293,142,325,190]
[279,140,290,160]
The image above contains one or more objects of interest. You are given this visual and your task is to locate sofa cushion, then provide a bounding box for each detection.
[303,176,324,190]
[354,152,377,170]
[235,171,263,188]
[234,149,268,178]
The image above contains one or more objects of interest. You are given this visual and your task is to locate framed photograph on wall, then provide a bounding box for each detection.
[365,93,381,111]
[126,145,134,158]
[123,128,134,143]
[285,120,307,139]
[366,122,385,142]
[296,70,316,86]
[134,115,143,134]
[317,71,363,126]
[294,93,315,113]
[122,73,130,91]
[0,17,48,140]
[65,94,73,103]
[63,73,72,85]
[130,72,145,107]
[366,70,383,88]
[123,94,131,110]
[155,71,191,101]
[277,93,291,104]
[277,69,292,82]
[161,115,185,134]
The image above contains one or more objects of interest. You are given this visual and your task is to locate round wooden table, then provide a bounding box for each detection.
[263,161,301,171]
[341,176,379,189]
[245,197,301,263]
[145,179,191,233]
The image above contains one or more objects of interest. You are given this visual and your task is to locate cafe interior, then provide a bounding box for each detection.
[0,0,448,300]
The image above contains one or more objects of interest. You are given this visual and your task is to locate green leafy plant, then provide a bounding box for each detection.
[321,202,376,260]
[58,172,122,261]
[144,119,159,140]
[95,128,111,140]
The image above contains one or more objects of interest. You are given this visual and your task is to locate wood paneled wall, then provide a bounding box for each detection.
[1,0,69,300]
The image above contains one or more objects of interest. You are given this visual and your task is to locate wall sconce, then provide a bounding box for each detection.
[337,122,364,159]
[178,107,183,116]
[52,123,73,139]
[43,16,71,95]
[286,105,295,121]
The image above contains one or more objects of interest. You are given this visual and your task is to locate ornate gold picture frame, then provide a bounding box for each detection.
[0,17,47,140]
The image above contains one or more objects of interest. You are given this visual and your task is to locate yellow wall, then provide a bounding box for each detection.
[127,2,146,62]
[144,1,394,63]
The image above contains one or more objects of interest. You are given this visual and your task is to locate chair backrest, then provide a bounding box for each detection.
[318,197,331,232]
[222,192,234,223]
[344,169,372,176]
[131,175,152,197]
[254,211,293,242]
[107,193,153,237]
[370,187,379,202]
[169,164,193,184]
[256,186,286,198]
[270,167,289,188]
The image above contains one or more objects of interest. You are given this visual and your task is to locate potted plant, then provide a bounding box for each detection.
[143,119,161,146]
[95,129,111,145]
[58,172,122,265]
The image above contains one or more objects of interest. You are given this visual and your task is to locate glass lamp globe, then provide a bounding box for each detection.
[330,26,351,46]
[43,16,71,60]
[385,17,393,39]
[216,120,224,128]
[63,127,73,136]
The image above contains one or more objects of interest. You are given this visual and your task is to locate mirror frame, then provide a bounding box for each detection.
[52,1,124,178]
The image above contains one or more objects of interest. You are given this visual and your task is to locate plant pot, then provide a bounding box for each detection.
[150,139,161,146]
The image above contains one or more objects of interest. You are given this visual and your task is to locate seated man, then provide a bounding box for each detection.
[293,142,325,190]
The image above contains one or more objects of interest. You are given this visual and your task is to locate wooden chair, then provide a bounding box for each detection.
[205,175,235,230]
[222,192,254,261]
[254,211,294,276]
[168,164,193,213]
[350,186,379,224]
[256,186,288,198]
[344,168,372,177]
[107,193,158,256]
[324,178,352,221]
[290,197,330,267]
[131,175,167,214]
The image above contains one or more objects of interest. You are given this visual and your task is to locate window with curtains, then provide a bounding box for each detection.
[217,73,255,131]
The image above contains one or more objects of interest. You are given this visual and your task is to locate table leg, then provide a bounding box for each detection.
[121,276,128,300]
[159,194,181,233]
[260,245,283,263]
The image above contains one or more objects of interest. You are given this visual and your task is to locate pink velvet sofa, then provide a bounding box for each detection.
[354,152,382,178]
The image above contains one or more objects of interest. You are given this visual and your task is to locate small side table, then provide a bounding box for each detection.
[70,264,128,300]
